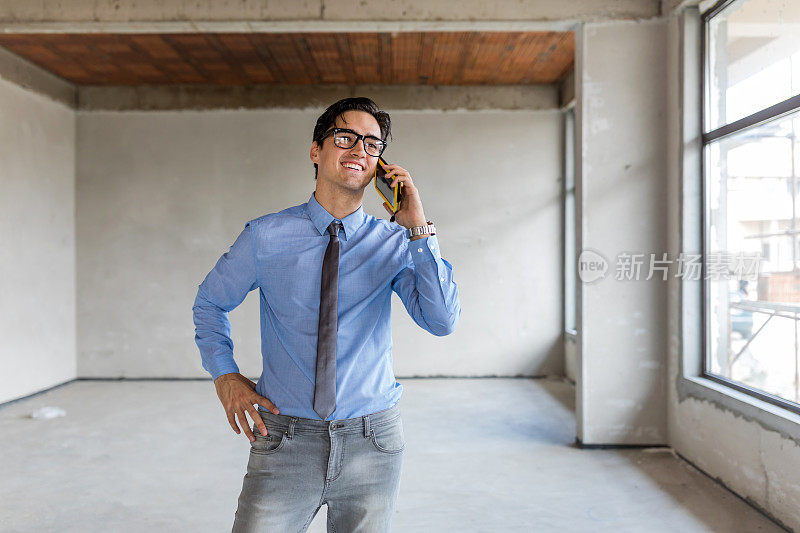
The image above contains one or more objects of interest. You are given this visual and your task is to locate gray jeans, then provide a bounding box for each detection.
[231,402,405,532]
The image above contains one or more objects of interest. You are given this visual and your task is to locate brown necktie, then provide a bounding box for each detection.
[314,221,341,420]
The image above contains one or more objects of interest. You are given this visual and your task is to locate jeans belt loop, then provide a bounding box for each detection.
[288,417,297,439]
[363,414,371,438]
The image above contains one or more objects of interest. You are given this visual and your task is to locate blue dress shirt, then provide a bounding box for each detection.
[192,191,461,420]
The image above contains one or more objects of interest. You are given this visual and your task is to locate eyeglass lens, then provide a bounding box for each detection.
[332,130,385,156]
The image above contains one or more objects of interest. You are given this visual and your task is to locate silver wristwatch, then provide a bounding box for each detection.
[408,220,436,239]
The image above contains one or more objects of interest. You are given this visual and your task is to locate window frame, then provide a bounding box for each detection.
[698,0,800,417]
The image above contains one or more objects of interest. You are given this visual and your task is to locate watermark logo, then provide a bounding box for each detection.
[578,249,609,283]
[577,250,761,282]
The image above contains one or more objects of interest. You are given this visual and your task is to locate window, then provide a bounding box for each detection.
[703,0,800,413]
[564,107,576,334]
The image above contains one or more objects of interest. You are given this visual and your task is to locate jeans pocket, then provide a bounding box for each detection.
[370,417,405,454]
[250,426,288,456]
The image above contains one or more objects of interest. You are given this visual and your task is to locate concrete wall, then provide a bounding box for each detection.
[75,108,564,378]
[665,9,800,531]
[0,75,76,404]
[575,20,669,445]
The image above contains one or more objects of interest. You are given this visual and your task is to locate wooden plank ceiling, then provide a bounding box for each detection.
[0,32,573,86]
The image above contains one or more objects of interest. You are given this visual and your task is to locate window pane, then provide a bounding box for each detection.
[564,109,576,332]
[705,110,800,405]
[706,0,800,131]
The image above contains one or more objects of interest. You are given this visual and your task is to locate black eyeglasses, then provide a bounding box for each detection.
[320,128,387,157]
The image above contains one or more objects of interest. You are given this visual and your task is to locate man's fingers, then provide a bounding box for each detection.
[254,395,280,415]
[226,410,240,434]
[236,410,255,442]
[391,175,411,188]
[246,404,268,437]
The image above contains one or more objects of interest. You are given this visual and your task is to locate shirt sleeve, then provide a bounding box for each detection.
[192,221,258,380]
[391,234,461,336]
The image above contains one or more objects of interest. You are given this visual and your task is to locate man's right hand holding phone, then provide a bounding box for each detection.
[214,372,281,442]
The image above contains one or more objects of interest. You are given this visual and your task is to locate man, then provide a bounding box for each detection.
[192,97,461,532]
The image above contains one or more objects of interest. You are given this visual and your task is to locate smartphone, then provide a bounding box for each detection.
[374,156,403,213]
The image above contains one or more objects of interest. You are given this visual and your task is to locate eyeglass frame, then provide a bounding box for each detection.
[319,127,388,157]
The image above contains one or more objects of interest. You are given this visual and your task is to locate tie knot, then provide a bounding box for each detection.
[327,221,342,238]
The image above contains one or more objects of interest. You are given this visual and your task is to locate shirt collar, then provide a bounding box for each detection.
[306,191,366,241]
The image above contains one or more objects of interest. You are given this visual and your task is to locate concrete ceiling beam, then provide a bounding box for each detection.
[0,0,660,33]
[76,83,558,111]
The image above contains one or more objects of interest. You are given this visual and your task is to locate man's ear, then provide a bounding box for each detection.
[310,142,320,165]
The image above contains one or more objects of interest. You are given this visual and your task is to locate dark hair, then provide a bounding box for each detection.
[312,97,392,180]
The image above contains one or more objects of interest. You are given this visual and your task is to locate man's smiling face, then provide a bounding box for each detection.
[310,110,382,193]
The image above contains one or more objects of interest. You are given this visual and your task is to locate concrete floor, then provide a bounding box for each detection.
[0,377,786,532]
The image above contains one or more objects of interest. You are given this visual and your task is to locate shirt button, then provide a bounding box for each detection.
[417,247,423,253]
[440,276,445,282]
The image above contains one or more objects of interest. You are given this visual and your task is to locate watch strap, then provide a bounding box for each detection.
[408,220,436,238]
